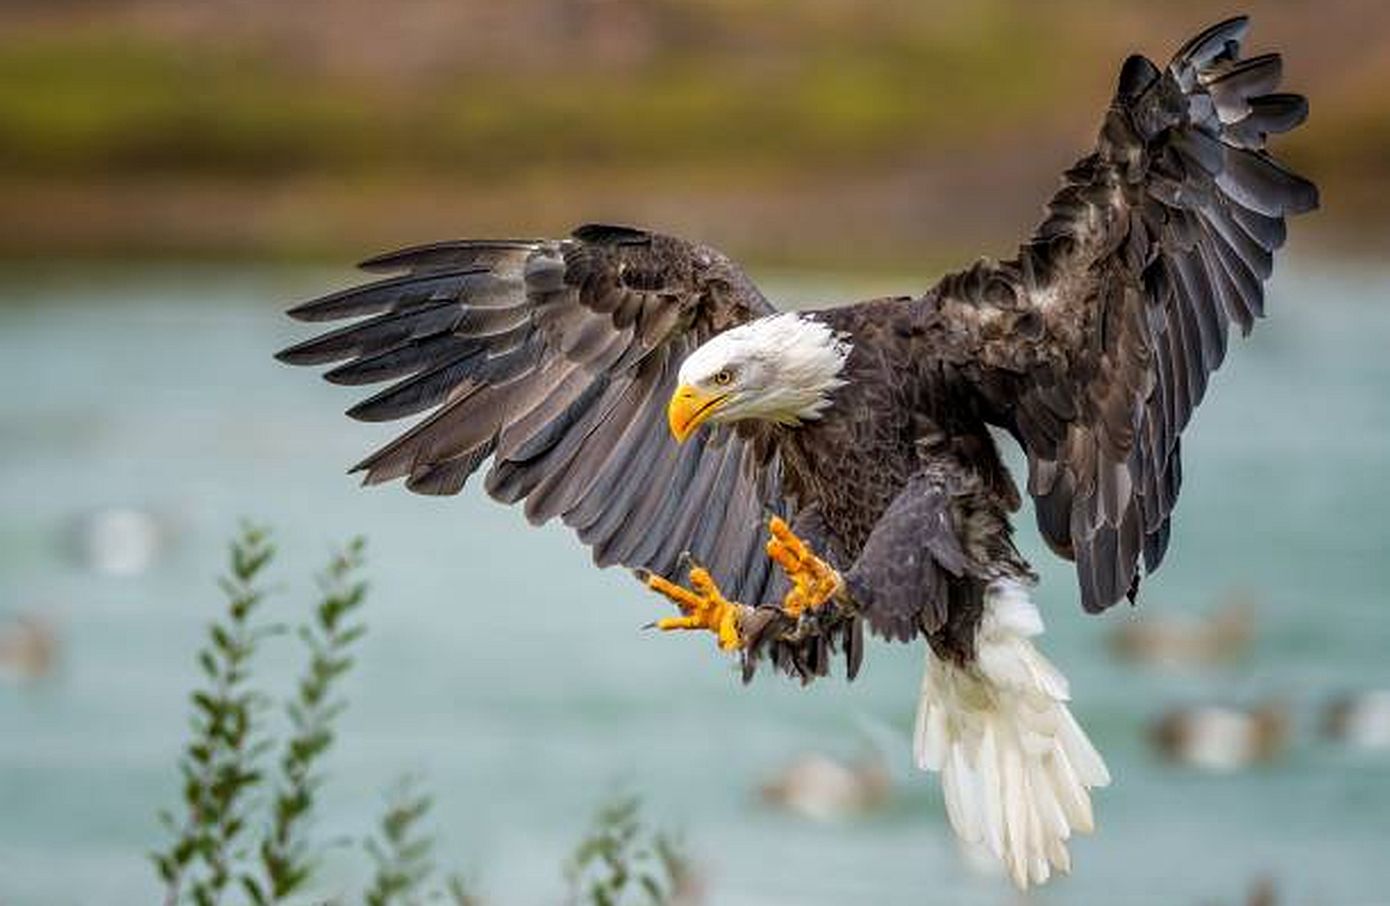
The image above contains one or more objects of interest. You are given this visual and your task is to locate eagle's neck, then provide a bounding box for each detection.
[743,313,852,425]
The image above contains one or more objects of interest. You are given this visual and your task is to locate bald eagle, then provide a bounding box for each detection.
[278,18,1315,888]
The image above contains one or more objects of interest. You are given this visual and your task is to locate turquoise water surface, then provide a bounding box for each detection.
[1,265,1387,904]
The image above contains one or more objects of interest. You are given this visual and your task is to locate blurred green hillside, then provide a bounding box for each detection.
[2,0,1384,269]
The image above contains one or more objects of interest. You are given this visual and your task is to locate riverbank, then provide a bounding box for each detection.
[3,0,1385,266]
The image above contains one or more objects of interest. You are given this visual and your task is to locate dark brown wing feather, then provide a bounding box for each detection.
[846,472,971,644]
[929,17,1317,613]
[277,224,787,603]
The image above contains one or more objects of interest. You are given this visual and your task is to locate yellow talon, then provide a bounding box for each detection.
[646,566,745,651]
[766,516,843,618]
[641,521,841,652]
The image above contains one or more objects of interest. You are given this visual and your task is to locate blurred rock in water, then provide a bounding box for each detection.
[758,751,890,822]
[0,613,59,684]
[1150,701,1290,772]
[64,506,170,576]
[1108,592,1256,670]
[1246,875,1279,906]
[1322,690,1390,751]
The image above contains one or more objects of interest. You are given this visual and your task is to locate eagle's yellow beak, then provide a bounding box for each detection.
[667,383,728,443]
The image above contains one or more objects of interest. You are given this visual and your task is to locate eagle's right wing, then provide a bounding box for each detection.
[928,17,1317,613]
[277,224,789,604]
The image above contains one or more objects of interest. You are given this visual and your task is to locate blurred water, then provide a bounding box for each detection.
[0,264,1387,905]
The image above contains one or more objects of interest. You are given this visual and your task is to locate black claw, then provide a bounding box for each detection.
[807,637,827,677]
[789,644,811,683]
[632,567,652,584]
[844,618,864,682]
[771,642,788,674]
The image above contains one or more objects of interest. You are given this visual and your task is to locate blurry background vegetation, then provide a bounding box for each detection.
[1,0,1386,270]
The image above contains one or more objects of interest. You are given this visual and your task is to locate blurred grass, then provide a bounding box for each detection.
[0,0,1385,268]
[0,13,1058,179]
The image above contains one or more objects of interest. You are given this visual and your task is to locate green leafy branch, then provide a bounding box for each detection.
[154,523,277,906]
[245,537,368,904]
[152,525,690,905]
[565,795,691,906]
[362,776,483,906]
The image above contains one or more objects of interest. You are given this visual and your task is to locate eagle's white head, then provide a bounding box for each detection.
[667,313,852,442]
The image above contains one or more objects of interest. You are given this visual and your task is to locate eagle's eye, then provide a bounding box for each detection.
[713,369,734,386]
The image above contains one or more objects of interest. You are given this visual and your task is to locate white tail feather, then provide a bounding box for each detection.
[913,580,1109,889]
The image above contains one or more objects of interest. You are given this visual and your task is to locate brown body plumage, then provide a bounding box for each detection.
[778,298,1028,666]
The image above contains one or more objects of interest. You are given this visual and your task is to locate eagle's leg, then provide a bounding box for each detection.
[766,516,844,618]
[641,562,752,651]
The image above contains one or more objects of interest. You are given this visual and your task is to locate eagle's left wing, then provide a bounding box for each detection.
[277,224,789,604]
[927,17,1317,613]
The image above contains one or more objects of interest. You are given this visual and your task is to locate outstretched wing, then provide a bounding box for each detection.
[928,17,1317,613]
[277,224,788,603]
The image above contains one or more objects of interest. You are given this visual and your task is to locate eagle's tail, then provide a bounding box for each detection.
[913,579,1110,889]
